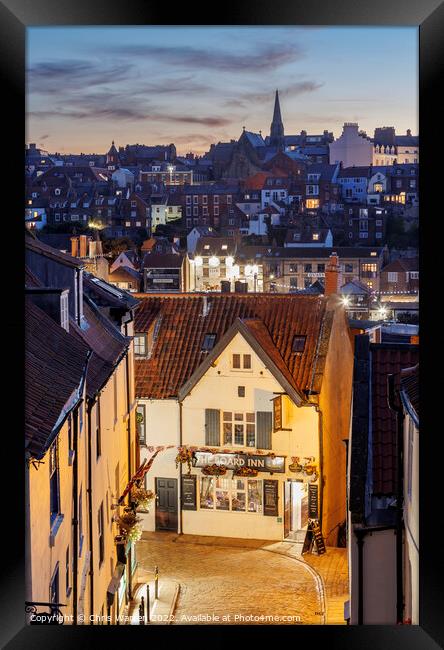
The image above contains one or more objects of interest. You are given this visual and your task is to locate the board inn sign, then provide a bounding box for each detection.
[193,452,285,473]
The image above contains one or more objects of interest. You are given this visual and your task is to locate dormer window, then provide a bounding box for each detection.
[134,333,147,356]
[202,333,216,352]
[292,335,306,353]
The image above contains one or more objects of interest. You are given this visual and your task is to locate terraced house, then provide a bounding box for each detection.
[133,289,354,547]
[25,232,139,625]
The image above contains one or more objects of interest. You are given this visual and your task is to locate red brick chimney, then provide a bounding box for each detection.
[79,234,88,258]
[70,236,79,257]
[325,252,342,296]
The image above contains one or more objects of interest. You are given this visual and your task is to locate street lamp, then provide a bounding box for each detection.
[341,295,351,308]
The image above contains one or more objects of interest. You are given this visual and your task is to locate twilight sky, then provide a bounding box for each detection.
[26,26,418,156]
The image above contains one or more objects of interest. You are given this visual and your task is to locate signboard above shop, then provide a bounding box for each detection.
[193,451,285,473]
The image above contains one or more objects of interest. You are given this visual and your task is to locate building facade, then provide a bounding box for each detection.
[134,293,354,546]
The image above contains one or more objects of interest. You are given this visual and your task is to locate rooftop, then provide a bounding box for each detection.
[134,294,332,400]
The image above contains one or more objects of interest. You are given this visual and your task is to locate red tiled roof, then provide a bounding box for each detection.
[25,299,90,459]
[381,257,419,273]
[135,294,329,399]
[371,344,419,495]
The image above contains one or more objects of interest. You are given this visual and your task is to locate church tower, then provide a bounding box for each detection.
[269,90,285,150]
[106,140,119,171]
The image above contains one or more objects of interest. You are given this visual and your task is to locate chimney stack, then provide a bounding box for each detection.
[325,252,342,296]
[71,236,79,258]
[79,234,88,258]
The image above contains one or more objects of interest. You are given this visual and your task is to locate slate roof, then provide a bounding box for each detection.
[69,297,130,398]
[134,294,331,399]
[381,257,419,273]
[83,272,140,311]
[142,253,184,269]
[25,230,84,268]
[371,343,419,495]
[25,299,90,459]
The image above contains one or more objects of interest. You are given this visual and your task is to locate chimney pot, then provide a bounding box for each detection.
[71,236,79,258]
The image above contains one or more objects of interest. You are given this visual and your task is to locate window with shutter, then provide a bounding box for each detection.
[205,409,220,446]
[256,411,272,450]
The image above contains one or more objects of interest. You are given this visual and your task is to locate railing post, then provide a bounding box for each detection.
[139,597,145,625]
[154,565,159,600]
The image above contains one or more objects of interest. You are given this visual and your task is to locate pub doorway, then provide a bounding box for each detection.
[284,480,308,542]
[155,478,178,531]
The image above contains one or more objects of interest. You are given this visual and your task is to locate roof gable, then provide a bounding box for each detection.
[178,318,304,404]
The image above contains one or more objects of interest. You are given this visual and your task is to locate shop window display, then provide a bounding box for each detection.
[200,477,263,513]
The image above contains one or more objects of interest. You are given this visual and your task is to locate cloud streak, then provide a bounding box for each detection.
[107,43,304,72]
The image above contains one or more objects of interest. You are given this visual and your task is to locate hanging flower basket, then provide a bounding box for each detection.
[233,466,258,477]
[175,448,194,474]
[131,487,155,511]
[126,523,143,543]
[116,511,141,533]
[202,464,227,477]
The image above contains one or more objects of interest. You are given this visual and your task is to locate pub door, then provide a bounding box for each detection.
[155,478,178,531]
[284,480,308,541]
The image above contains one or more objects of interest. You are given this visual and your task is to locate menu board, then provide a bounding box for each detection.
[263,479,279,517]
[181,475,197,510]
[308,484,319,519]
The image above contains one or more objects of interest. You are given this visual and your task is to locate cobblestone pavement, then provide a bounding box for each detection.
[136,532,324,625]
[304,547,349,624]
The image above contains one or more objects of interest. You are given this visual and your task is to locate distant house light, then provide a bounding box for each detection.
[370,252,377,256]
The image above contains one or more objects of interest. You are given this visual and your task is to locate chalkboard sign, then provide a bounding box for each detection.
[308,484,319,519]
[310,519,326,555]
[181,475,197,510]
[263,479,279,517]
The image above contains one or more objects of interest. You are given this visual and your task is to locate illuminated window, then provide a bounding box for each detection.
[306,199,320,209]
[200,476,263,513]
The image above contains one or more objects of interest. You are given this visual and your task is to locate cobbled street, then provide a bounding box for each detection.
[136,532,325,625]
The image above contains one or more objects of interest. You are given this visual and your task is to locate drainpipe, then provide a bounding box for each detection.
[179,401,183,535]
[388,373,404,624]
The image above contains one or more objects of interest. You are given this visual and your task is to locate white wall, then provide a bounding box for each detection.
[349,527,397,624]
[403,415,419,624]
[330,124,373,168]
[180,332,319,540]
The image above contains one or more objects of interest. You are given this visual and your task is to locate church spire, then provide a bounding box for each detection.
[270,89,285,149]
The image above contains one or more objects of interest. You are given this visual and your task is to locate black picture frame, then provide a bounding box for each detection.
[3,0,442,646]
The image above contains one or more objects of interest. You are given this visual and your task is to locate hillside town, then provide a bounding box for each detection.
[25,91,419,626]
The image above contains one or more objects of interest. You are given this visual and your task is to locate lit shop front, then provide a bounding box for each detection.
[178,450,319,541]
